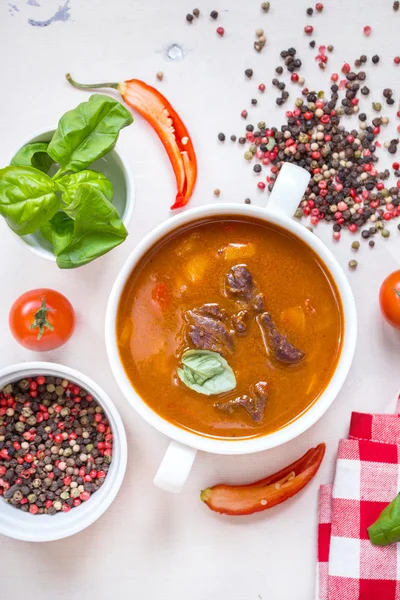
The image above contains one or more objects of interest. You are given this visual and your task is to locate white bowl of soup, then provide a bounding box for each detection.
[105,164,357,493]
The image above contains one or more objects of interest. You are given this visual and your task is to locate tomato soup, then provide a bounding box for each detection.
[116,217,344,439]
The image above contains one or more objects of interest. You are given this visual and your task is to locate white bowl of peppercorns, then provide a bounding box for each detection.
[0,362,127,542]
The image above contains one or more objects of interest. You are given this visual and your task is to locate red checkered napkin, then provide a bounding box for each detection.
[317,400,400,600]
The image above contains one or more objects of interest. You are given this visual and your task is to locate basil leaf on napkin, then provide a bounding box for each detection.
[177,349,236,396]
[11,142,55,174]
[368,493,400,546]
[0,166,59,235]
[47,94,133,172]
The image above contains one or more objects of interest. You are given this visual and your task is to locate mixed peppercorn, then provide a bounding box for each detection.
[0,375,112,515]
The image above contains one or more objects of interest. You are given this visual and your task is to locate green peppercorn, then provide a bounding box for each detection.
[348,260,358,270]
[295,98,304,107]
[351,241,360,250]
[372,102,382,112]
[294,208,303,219]
[258,121,266,129]
[261,1,270,11]
[381,229,390,238]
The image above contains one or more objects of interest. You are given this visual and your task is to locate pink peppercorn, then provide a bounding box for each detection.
[304,25,314,35]
[338,201,347,211]
[216,26,224,36]
[62,504,71,513]
[333,232,341,240]
[258,83,266,92]
[331,73,339,82]
[29,504,38,515]
[363,25,372,36]
[80,491,91,502]
[387,203,394,211]
[348,224,357,232]
[310,217,319,225]
[257,182,266,190]
[73,498,81,507]
[291,73,299,83]
[394,56,400,64]
[241,110,248,119]
[376,182,384,190]
[341,63,350,74]
[315,2,323,11]
[45,500,53,509]
[384,212,392,221]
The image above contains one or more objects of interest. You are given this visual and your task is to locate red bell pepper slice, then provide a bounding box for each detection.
[200,443,325,515]
[66,74,197,209]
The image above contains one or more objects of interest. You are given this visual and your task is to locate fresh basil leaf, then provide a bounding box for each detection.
[40,212,74,255]
[11,142,55,174]
[47,94,133,172]
[368,493,400,546]
[0,166,59,235]
[58,170,113,217]
[55,183,127,268]
[177,350,236,396]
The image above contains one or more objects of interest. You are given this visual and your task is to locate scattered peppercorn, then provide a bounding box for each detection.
[230,135,237,142]
[253,164,262,173]
[245,69,254,78]
[369,240,375,247]
[309,40,316,48]
[261,1,270,11]
[372,55,380,64]
[306,7,313,15]
[156,71,164,81]
[372,102,382,111]
[315,2,323,11]
[213,189,221,197]
[304,25,314,35]
[218,132,226,142]
[193,8,200,17]
[351,241,360,250]
[382,229,391,238]
[394,57,400,65]
[394,1,399,10]
[327,45,334,52]
[210,10,218,18]
[186,13,194,23]
[251,99,258,105]
[349,260,358,270]
[363,25,372,36]
[244,198,251,204]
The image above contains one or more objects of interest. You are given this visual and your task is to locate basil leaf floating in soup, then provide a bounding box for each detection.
[177,349,236,396]
[368,494,400,546]
[11,142,55,174]
[47,94,133,172]
[0,166,59,235]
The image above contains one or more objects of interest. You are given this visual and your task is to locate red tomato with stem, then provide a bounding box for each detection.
[9,289,75,351]
[379,270,400,329]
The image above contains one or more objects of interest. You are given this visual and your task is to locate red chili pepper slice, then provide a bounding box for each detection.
[66,74,197,209]
[200,443,325,515]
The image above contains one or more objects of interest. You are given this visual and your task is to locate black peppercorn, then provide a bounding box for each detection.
[372,55,380,64]
[251,98,258,105]
[253,164,262,173]
[306,7,313,15]
[186,13,194,22]
[218,132,225,142]
[245,69,253,78]
[210,10,218,18]
[309,40,316,48]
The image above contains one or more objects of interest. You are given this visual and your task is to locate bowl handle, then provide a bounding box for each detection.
[153,441,198,493]
[266,163,310,218]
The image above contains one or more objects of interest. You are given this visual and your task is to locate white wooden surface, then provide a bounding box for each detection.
[1,1,400,598]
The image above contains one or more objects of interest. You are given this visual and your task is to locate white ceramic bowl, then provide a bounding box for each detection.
[7,128,135,262]
[0,362,127,542]
[105,164,357,492]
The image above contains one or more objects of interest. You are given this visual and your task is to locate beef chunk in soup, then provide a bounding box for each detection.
[186,304,235,355]
[231,310,248,333]
[225,265,265,312]
[214,381,268,422]
[257,312,305,364]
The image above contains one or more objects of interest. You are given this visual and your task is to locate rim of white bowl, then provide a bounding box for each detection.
[0,362,127,542]
[105,203,357,455]
[7,127,135,263]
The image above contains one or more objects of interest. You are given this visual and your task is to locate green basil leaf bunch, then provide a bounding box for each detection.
[178,349,237,396]
[0,94,133,268]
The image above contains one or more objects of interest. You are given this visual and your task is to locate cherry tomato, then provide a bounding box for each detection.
[9,289,75,351]
[379,270,400,329]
